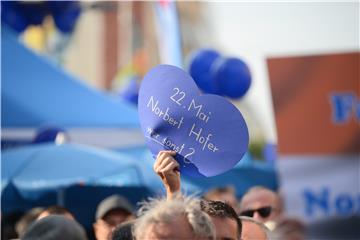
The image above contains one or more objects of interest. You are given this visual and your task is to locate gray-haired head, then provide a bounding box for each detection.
[134,196,215,240]
[239,216,272,240]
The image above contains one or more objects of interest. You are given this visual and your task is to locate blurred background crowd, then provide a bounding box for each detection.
[1,1,359,240]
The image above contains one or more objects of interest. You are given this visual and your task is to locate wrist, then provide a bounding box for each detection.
[166,187,180,199]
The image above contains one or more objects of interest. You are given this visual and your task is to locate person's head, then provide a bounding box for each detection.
[200,200,242,240]
[239,216,270,240]
[22,215,87,240]
[204,186,239,213]
[111,220,135,240]
[273,217,305,240]
[37,205,74,220]
[2,211,24,240]
[239,186,282,223]
[16,207,44,238]
[134,196,215,240]
[94,195,134,240]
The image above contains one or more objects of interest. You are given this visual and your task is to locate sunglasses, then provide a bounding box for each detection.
[240,206,273,218]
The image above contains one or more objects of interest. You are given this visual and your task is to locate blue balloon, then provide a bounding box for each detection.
[188,49,221,94]
[1,2,29,33]
[21,2,48,26]
[212,57,252,99]
[119,77,139,105]
[49,1,81,33]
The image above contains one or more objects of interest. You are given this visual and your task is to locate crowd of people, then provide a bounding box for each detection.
[5,151,304,240]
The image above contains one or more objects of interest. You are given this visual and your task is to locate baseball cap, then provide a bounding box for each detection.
[96,195,134,220]
[22,215,87,240]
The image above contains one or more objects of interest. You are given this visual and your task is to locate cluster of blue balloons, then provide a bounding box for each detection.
[1,1,81,34]
[189,49,252,99]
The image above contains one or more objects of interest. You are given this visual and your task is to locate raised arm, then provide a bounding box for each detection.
[153,150,181,199]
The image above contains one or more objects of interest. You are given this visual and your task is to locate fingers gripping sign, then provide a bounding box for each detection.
[154,150,181,199]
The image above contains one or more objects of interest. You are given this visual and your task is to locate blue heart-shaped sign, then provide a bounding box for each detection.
[138,65,249,177]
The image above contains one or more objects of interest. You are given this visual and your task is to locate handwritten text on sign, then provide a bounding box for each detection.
[138,65,249,177]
